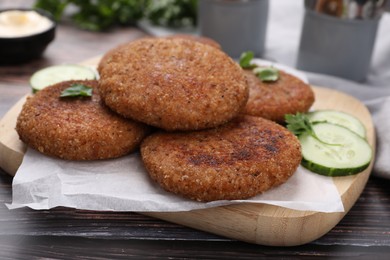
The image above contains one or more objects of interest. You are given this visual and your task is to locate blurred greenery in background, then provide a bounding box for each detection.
[34,0,198,31]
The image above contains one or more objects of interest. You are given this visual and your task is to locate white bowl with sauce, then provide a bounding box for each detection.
[0,8,56,64]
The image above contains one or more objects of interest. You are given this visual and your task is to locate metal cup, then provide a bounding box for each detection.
[296,8,381,82]
[198,0,269,58]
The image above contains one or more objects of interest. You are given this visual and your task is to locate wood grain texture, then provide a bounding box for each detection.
[0,4,389,253]
[1,171,389,258]
[0,84,375,246]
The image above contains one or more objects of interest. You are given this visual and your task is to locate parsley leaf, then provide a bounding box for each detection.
[239,51,279,82]
[239,51,255,69]
[285,113,314,137]
[253,67,279,82]
[285,113,342,146]
[60,83,93,98]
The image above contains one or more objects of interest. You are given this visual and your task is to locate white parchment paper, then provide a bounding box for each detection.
[7,59,344,213]
[8,148,344,213]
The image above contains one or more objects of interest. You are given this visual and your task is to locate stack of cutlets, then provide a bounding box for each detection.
[16,36,315,202]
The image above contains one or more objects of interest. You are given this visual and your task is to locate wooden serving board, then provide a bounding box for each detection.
[0,57,375,246]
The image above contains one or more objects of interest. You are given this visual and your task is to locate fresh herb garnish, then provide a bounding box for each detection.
[285,113,341,146]
[34,0,197,31]
[239,51,255,69]
[60,83,93,98]
[35,0,148,31]
[147,0,198,28]
[239,51,279,82]
[253,67,279,82]
[285,113,315,137]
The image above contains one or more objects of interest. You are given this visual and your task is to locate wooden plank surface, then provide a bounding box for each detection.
[0,82,375,246]
[0,1,388,254]
[148,86,375,246]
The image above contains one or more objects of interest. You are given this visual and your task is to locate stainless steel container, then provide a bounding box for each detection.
[297,8,381,82]
[198,0,269,58]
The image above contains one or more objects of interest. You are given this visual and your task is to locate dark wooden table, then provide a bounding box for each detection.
[1,1,390,259]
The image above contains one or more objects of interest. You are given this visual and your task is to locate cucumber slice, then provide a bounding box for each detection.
[30,64,97,93]
[299,122,372,176]
[307,110,366,138]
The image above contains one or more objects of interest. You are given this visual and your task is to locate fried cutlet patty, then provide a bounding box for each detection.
[98,38,249,131]
[243,69,315,123]
[97,42,128,74]
[16,80,150,160]
[140,115,302,202]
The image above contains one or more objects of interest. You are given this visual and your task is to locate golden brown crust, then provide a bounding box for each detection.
[98,36,220,73]
[140,115,302,202]
[98,38,249,131]
[164,34,221,49]
[16,80,150,160]
[97,33,222,72]
[97,42,129,74]
[243,69,315,123]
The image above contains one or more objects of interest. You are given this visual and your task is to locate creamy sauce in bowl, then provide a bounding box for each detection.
[0,10,54,38]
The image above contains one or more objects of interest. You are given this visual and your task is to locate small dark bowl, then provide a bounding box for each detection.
[0,8,56,65]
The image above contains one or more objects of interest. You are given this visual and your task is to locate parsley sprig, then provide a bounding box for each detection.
[285,113,315,136]
[253,67,279,82]
[239,51,279,82]
[285,113,341,146]
[239,51,255,69]
[60,83,93,98]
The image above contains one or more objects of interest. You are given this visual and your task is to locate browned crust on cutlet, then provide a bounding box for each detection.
[97,42,129,74]
[165,34,221,49]
[140,115,302,202]
[98,36,220,73]
[16,80,150,160]
[98,38,249,131]
[243,69,315,123]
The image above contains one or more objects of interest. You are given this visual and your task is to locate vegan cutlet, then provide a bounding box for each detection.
[243,69,315,123]
[140,115,302,202]
[98,38,249,131]
[16,80,150,160]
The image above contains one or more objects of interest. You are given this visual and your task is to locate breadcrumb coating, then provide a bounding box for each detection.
[243,69,315,123]
[141,115,302,202]
[98,38,249,131]
[16,80,150,160]
[165,34,221,49]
